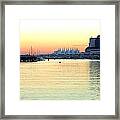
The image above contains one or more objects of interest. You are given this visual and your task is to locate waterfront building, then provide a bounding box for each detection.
[89,35,100,48]
[85,35,100,59]
[53,48,80,55]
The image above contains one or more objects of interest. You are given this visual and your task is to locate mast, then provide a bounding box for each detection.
[29,49,30,55]
[31,46,32,55]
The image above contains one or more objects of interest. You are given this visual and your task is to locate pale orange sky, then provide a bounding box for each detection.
[20,20,100,54]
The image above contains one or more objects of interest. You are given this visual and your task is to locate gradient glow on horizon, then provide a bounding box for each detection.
[20,20,100,54]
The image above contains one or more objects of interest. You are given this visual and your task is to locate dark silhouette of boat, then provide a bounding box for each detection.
[20,46,45,62]
[20,54,37,62]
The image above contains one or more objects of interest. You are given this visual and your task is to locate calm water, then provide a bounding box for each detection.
[20,59,100,100]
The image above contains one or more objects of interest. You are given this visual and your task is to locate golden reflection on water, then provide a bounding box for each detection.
[20,59,100,100]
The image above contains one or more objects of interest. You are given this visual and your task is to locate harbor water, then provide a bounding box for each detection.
[20,59,100,100]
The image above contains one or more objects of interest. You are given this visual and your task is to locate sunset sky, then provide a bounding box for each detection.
[20,20,100,54]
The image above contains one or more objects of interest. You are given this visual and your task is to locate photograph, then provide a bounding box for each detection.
[20,20,100,100]
[2,1,118,118]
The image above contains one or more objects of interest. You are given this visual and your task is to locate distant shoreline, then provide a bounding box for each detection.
[20,58,100,63]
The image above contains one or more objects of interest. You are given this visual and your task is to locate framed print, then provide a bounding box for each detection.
[0,0,119,119]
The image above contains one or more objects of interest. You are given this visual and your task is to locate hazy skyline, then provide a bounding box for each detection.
[20,20,100,54]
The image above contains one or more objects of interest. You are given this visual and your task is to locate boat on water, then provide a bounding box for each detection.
[20,55,38,62]
[20,55,45,62]
[20,46,46,62]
